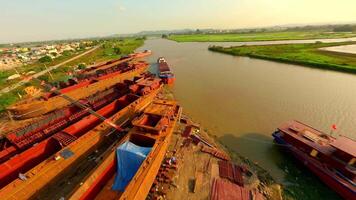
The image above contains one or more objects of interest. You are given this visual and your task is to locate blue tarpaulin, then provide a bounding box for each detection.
[112,141,152,191]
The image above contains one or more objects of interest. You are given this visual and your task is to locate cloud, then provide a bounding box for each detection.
[117,0,126,12]
[118,5,126,12]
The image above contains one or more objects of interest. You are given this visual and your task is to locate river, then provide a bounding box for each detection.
[137,38,356,184]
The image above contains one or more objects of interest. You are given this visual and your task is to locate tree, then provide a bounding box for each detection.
[39,55,52,63]
[62,50,71,56]
[162,34,168,38]
[333,25,353,32]
[78,63,86,70]
[113,47,121,55]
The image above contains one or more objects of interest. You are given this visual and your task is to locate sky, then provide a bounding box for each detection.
[1,0,356,43]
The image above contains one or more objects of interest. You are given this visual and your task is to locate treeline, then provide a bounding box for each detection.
[333,25,356,32]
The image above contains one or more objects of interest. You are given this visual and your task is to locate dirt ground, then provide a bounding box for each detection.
[149,112,283,200]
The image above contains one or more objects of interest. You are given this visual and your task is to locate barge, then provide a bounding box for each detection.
[0,82,129,162]
[81,50,151,74]
[7,62,148,119]
[0,86,162,199]
[0,76,162,188]
[68,100,181,200]
[157,57,175,84]
[273,120,356,200]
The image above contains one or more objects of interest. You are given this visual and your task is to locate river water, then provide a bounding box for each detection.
[137,38,356,183]
[321,44,356,55]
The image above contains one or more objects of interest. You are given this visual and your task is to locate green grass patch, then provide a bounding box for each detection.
[168,31,356,42]
[209,41,356,74]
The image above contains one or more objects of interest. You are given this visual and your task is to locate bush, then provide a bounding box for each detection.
[39,55,52,63]
[62,50,72,56]
[78,63,86,69]
[113,47,121,55]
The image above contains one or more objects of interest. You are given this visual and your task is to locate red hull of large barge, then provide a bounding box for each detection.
[0,77,162,189]
[0,84,130,162]
[273,120,356,200]
[291,146,356,200]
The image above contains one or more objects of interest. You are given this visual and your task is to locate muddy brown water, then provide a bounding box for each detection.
[137,38,356,183]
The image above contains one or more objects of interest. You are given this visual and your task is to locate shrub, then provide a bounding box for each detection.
[39,55,52,63]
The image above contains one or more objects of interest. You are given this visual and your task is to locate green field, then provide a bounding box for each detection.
[168,32,356,42]
[209,41,356,73]
[0,38,144,112]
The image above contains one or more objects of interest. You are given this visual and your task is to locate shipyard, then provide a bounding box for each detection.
[0,50,279,200]
[1,44,353,200]
[1,2,356,200]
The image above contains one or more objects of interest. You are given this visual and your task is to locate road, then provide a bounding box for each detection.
[0,45,101,96]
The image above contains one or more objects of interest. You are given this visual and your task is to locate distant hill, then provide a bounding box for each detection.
[110,29,194,37]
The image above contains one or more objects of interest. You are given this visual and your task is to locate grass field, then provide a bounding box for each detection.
[209,41,356,74]
[0,38,144,112]
[168,31,356,42]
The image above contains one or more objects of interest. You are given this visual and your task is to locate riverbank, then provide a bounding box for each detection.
[149,88,283,200]
[155,87,343,200]
[0,38,145,112]
[168,31,356,42]
[209,41,356,74]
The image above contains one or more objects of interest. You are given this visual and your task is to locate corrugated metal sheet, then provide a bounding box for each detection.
[218,161,243,186]
[210,178,249,200]
[210,178,264,200]
[201,146,230,161]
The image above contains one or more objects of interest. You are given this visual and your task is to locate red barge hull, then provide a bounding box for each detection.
[273,121,356,200]
[291,146,356,200]
[0,77,162,189]
[157,57,175,85]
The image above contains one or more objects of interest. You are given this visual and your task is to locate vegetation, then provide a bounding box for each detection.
[209,41,356,74]
[0,37,145,112]
[168,31,356,42]
[39,55,53,63]
[333,25,356,32]
[64,38,144,67]
[77,63,86,70]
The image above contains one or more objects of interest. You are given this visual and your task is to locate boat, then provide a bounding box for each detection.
[1,73,157,146]
[77,61,148,82]
[129,50,152,59]
[81,50,151,74]
[0,84,162,196]
[157,57,175,84]
[0,81,130,163]
[7,62,148,119]
[272,120,356,200]
[68,100,181,200]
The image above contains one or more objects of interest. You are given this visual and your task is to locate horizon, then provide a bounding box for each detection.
[1,0,356,43]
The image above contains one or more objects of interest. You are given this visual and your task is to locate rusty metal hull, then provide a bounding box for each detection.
[7,65,148,119]
[82,51,151,74]
[0,83,131,163]
[68,100,181,200]
[0,92,133,188]
[0,87,162,200]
